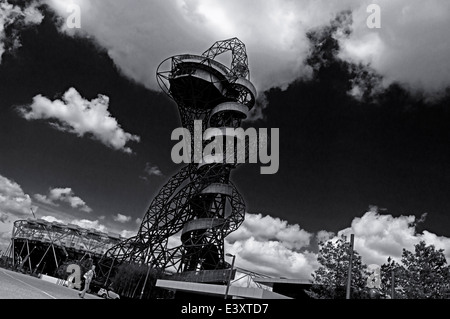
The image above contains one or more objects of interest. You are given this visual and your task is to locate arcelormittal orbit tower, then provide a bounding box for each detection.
[97,38,257,286]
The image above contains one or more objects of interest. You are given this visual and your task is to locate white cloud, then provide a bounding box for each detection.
[0,174,35,217]
[33,193,58,206]
[335,208,450,266]
[18,87,140,153]
[22,2,45,25]
[225,213,316,279]
[113,213,131,223]
[0,1,44,63]
[337,0,450,98]
[137,216,316,280]
[34,208,450,282]
[66,218,108,233]
[0,173,36,251]
[420,231,450,258]
[40,215,130,238]
[6,204,448,282]
[44,0,320,96]
[40,215,65,224]
[0,173,130,251]
[225,237,318,280]
[226,210,450,281]
[3,171,449,281]
[34,187,92,213]
[119,229,135,239]
[40,0,450,119]
[227,213,312,250]
[316,230,335,243]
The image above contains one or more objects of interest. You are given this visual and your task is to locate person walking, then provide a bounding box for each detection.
[79,265,96,298]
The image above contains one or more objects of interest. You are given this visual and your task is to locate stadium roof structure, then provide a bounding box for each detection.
[1,218,124,275]
[10,218,124,254]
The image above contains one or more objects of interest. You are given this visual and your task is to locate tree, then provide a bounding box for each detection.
[307,234,369,299]
[381,241,450,299]
[379,256,400,298]
[110,262,169,299]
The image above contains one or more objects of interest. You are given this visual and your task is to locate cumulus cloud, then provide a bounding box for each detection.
[0,173,37,251]
[225,213,316,279]
[33,193,57,206]
[0,1,44,63]
[40,215,65,224]
[225,209,450,281]
[0,174,35,218]
[42,216,108,233]
[337,0,450,98]
[34,208,450,283]
[316,230,335,243]
[420,231,450,259]
[226,237,318,280]
[113,213,131,223]
[0,173,131,251]
[333,207,450,266]
[34,187,92,213]
[70,218,108,232]
[3,172,450,282]
[155,218,317,280]
[7,204,449,283]
[18,87,140,154]
[40,215,131,239]
[119,229,135,239]
[43,0,319,94]
[227,213,312,250]
[41,0,450,119]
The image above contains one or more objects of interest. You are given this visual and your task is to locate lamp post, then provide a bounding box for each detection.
[224,253,235,300]
[346,234,354,299]
[140,248,153,300]
[391,269,395,299]
[140,263,151,299]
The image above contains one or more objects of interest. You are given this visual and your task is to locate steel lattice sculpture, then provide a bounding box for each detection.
[97,38,256,285]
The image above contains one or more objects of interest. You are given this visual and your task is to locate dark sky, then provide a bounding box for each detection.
[1,5,450,239]
[236,28,450,238]
[1,2,450,278]
[249,77,450,237]
[0,12,176,224]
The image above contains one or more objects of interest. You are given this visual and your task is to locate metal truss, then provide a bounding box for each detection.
[3,219,122,274]
[97,38,257,286]
[202,37,250,80]
[232,267,274,290]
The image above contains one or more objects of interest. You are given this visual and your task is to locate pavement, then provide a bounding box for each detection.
[0,267,102,299]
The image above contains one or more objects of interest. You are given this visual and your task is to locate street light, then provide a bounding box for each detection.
[224,253,235,300]
[346,234,354,299]
[140,248,153,300]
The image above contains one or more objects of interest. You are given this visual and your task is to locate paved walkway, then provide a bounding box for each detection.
[0,268,101,299]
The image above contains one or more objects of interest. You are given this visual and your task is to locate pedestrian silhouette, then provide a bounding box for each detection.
[79,265,96,298]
